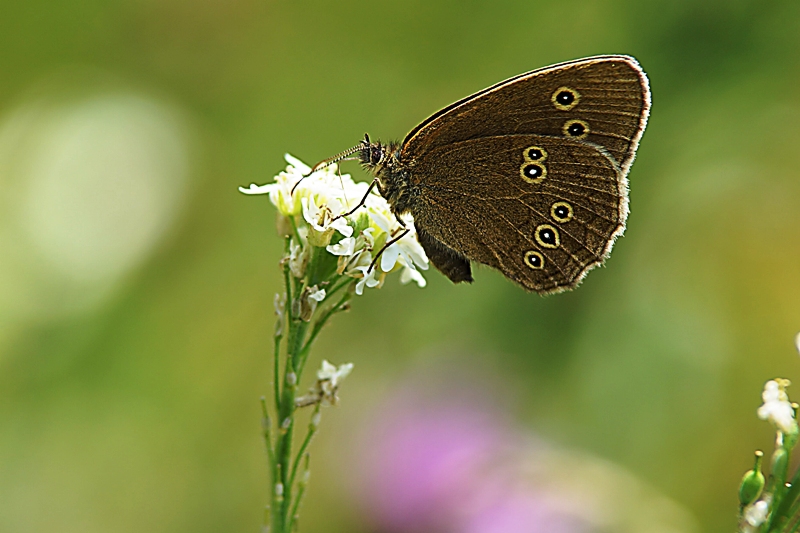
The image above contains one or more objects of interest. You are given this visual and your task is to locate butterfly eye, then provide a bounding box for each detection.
[535,224,560,249]
[563,119,590,139]
[520,163,547,184]
[524,146,547,161]
[524,250,545,270]
[550,201,574,223]
[551,87,580,111]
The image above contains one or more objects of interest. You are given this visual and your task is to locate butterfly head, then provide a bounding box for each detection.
[356,134,390,169]
[358,135,403,177]
[356,135,411,214]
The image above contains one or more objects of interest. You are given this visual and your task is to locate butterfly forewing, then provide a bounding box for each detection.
[402,55,650,172]
[408,134,624,293]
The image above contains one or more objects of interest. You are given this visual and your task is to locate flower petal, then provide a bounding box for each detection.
[239,183,272,195]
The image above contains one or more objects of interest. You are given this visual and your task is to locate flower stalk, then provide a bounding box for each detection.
[241,155,429,533]
[738,374,800,533]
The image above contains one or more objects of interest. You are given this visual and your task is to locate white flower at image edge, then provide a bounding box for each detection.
[757,379,798,434]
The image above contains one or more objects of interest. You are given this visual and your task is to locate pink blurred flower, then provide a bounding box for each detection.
[462,489,590,533]
[360,400,505,532]
[354,380,591,533]
[349,366,696,533]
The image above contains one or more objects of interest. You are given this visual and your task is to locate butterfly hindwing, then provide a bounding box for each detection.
[408,134,625,293]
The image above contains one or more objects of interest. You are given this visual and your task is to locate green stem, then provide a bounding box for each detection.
[288,216,302,249]
[286,454,311,533]
[274,317,306,531]
[288,405,320,492]
[325,276,354,301]
[275,272,313,531]
[269,238,349,533]
[274,237,292,409]
[296,291,351,376]
[775,491,800,533]
[260,397,276,466]
[270,461,284,533]
[273,332,282,416]
[773,465,800,531]
[272,261,307,533]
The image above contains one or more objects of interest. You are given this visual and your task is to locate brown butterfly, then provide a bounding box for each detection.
[318,55,650,294]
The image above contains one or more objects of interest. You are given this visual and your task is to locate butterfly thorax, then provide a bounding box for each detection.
[358,139,416,215]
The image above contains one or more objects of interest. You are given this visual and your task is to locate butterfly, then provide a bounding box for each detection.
[318,55,650,294]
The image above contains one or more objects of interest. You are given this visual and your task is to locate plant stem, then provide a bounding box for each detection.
[274,315,306,532]
[269,236,347,533]
[272,241,305,533]
[286,454,311,533]
[260,397,276,466]
[288,405,320,492]
[297,292,351,376]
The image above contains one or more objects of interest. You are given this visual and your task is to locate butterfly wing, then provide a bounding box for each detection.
[402,55,650,174]
[408,134,624,293]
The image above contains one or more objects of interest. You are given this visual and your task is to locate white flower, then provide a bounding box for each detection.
[307,286,326,304]
[757,379,798,434]
[354,264,382,295]
[299,285,326,321]
[743,499,769,527]
[296,360,354,407]
[327,236,356,257]
[239,155,309,215]
[318,359,353,386]
[400,264,427,287]
[316,360,354,405]
[301,195,353,238]
[379,229,429,273]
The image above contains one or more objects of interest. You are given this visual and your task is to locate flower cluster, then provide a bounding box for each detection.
[758,379,799,436]
[738,375,800,533]
[240,154,428,295]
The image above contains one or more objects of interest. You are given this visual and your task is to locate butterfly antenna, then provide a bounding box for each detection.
[291,139,367,194]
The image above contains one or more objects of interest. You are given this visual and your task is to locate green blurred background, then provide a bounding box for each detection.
[1,0,799,531]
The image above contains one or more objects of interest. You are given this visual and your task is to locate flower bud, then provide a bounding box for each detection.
[275,212,293,237]
[307,226,334,247]
[739,451,765,506]
[299,286,326,322]
[771,446,789,489]
[289,239,309,279]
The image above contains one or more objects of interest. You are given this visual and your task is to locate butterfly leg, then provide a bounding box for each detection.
[331,178,381,222]
[367,227,411,273]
